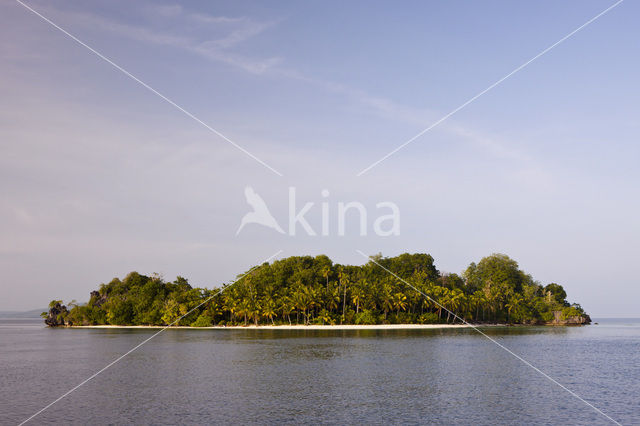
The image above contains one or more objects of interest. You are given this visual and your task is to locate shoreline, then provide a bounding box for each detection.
[67,323,505,330]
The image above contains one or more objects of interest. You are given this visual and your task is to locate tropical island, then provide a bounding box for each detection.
[43,253,590,328]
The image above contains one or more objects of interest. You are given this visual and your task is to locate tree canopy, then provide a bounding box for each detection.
[46,253,590,327]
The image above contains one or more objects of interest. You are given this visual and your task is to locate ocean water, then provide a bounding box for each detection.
[1,318,638,425]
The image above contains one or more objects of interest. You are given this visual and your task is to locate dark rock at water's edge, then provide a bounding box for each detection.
[43,291,110,326]
[44,302,70,327]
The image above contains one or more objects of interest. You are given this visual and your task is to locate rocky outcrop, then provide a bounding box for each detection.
[548,310,591,326]
[90,291,108,307]
[44,302,69,327]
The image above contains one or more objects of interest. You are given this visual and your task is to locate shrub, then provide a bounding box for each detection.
[343,308,356,324]
[355,309,378,325]
[418,312,440,324]
[389,312,416,324]
[191,314,212,327]
[561,305,583,319]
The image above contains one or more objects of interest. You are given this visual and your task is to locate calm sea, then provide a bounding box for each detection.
[1,318,638,425]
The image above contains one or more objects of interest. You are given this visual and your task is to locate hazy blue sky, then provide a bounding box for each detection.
[1,0,638,316]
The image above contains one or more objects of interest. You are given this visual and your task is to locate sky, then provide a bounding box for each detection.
[1,0,638,316]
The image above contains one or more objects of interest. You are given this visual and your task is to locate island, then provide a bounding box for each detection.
[43,253,590,327]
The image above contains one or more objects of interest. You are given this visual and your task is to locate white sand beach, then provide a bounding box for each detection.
[70,324,477,330]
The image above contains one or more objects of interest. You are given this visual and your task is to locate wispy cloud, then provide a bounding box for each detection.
[27,1,538,171]
[37,2,281,74]
[288,73,537,169]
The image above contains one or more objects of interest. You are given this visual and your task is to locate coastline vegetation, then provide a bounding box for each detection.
[43,253,590,327]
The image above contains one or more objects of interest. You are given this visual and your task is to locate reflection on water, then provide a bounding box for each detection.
[1,319,638,425]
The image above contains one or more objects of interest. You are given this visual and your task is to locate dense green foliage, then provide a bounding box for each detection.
[49,253,589,327]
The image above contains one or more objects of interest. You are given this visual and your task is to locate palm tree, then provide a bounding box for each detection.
[291,288,306,324]
[206,299,223,325]
[261,297,277,325]
[471,290,485,322]
[238,299,251,326]
[447,289,464,323]
[321,266,331,292]
[303,285,317,324]
[223,293,239,323]
[318,308,332,325]
[392,293,407,315]
[381,282,393,320]
[249,301,260,326]
[280,298,294,325]
[432,286,447,320]
[351,287,364,314]
[420,282,437,315]
[338,267,349,323]
[326,284,340,315]
[505,295,523,323]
